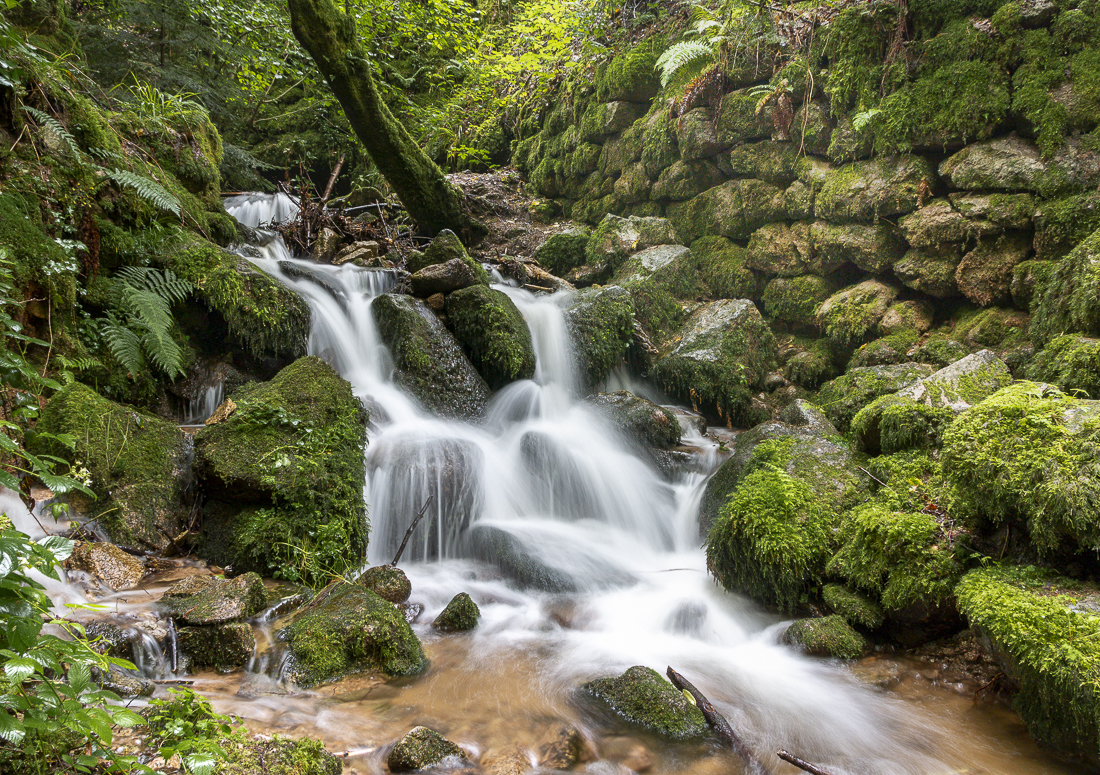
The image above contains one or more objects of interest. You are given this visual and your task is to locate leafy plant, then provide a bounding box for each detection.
[99,266,194,380]
[124,75,203,121]
[105,169,182,217]
[144,689,234,775]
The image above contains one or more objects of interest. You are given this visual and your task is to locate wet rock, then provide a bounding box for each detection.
[621,745,653,773]
[398,602,423,624]
[815,364,934,433]
[205,397,237,425]
[410,257,481,297]
[388,726,467,772]
[161,573,268,626]
[410,229,466,271]
[581,666,707,740]
[312,227,341,261]
[538,725,586,769]
[534,227,590,276]
[64,542,145,592]
[219,735,341,775]
[815,155,933,222]
[563,286,635,389]
[589,391,681,449]
[746,221,826,277]
[433,592,480,631]
[281,582,425,686]
[445,285,536,389]
[94,664,153,698]
[955,232,1033,306]
[177,622,255,671]
[816,280,900,346]
[359,564,412,603]
[585,214,679,277]
[372,293,491,419]
[481,745,532,775]
[782,615,868,659]
[332,239,381,266]
[465,525,577,593]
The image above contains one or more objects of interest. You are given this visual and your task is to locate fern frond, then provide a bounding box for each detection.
[105,169,181,217]
[120,287,174,338]
[88,147,124,164]
[22,106,84,160]
[102,317,146,378]
[116,266,193,303]
[140,327,184,377]
[655,41,714,88]
[852,108,882,133]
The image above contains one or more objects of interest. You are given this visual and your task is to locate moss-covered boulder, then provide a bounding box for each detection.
[533,227,591,276]
[432,592,480,631]
[784,338,839,389]
[651,158,726,201]
[63,541,145,592]
[372,293,491,418]
[746,221,829,277]
[815,156,933,223]
[955,233,1033,307]
[1031,226,1100,346]
[693,236,762,300]
[193,357,367,582]
[388,727,468,772]
[957,565,1100,770]
[810,220,906,275]
[728,141,801,186]
[853,350,1012,453]
[177,622,255,671]
[281,582,425,686]
[612,244,692,286]
[444,285,536,389]
[893,245,964,299]
[1027,335,1100,398]
[816,280,900,346]
[36,383,189,548]
[822,584,885,629]
[652,299,777,425]
[581,666,707,740]
[563,285,635,388]
[815,363,933,433]
[666,179,787,244]
[880,300,934,335]
[359,565,412,603]
[218,735,342,775]
[943,382,1100,553]
[782,615,868,658]
[409,257,483,297]
[939,136,1059,193]
[763,275,838,330]
[589,391,681,450]
[585,214,679,277]
[161,573,268,626]
[595,38,662,103]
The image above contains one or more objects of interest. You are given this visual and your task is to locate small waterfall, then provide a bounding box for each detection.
[130,628,173,680]
[186,382,225,424]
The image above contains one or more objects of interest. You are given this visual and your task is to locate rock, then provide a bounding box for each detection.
[955,233,1033,306]
[911,335,971,368]
[585,214,679,277]
[1011,260,1056,309]
[692,236,762,300]
[621,745,653,773]
[282,582,425,686]
[34,383,189,549]
[177,622,255,671]
[64,542,145,592]
[534,227,590,276]
[95,664,153,698]
[410,257,480,297]
[763,275,838,329]
[816,280,900,346]
[853,350,1012,453]
[651,159,726,201]
[312,227,341,261]
[481,745,532,775]
[427,292,445,310]
[899,199,991,248]
[372,293,491,419]
[666,179,787,244]
[445,285,536,388]
[822,584,885,629]
[952,307,1030,350]
[218,736,341,775]
[810,220,906,275]
[581,666,707,740]
[675,108,728,161]
[949,193,1036,229]
[387,727,467,772]
[939,134,1100,194]
[815,156,933,222]
[613,244,692,284]
[595,39,661,103]
[782,615,869,658]
[728,141,800,186]
[332,239,381,266]
[746,221,826,277]
[790,100,833,154]
[651,299,778,425]
[563,286,635,388]
[432,592,480,631]
[880,300,934,335]
[848,332,920,368]
[1031,227,1100,345]
[359,565,412,603]
[205,397,237,425]
[465,525,576,592]
[783,339,838,389]
[410,229,465,271]
[192,357,368,580]
[580,101,644,142]
[893,245,964,298]
[538,725,586,769]
[161,573,268,625]
[589,391,681,449]
[815,364,934,433]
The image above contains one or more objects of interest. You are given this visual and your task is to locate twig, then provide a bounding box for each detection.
[856,466,888,489]
[321,154,345,204]
[776,750,836,775]
[390,495,434,566]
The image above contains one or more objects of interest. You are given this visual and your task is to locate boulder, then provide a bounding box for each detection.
[312,227,341,262]
[432,592,480,631]
[822,584,885,629]
[332,239,382,266]
[728,141,801,186]
[816,280,900,346]
[409,257,480,297]
[939,135,1100,194]
[782,615,868,659]
[848,332,920,368]
[359,565,412,603]
[762,275,838,329]
[815,155,933,222]
[810,220,906,275]
[218,736,342,775]
[949,193,1036,229]
[372,293,491,419]
[95,664,153,698]
[955,233,1033,307]
[745,221,830,277]
[563,286,635,388]
[581,666,707,740]
[651,159,726,201]
[612,244,692,285]
[584,214,679,277]
[64,542,145,592]
[651,299,778,425]
[161,573,268,626]
[589,391,681,449]
[445,285,536,389]
[692,236,762,300]
[35,383,189,549]
[595,39,662,103]
[537,725,587,769]
[177,622,255,671]
[533,227,590,276]
[1031,227,1100,346]
[666,179,787,244]
[880,300,934,335]
[281,582,425,686]
[893,245,964,298]
[387,727,467,773]
[815,364,933,433]
[579,100,644,142]
[481,745,533,775]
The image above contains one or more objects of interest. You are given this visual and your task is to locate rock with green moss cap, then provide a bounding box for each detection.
[763,275,838,330]
[666,179,787,244]
[955,233,1033,307]
[911,335,971,368]
[533,227,590,276]
[784,339,839,389]
[693,236,762,300]
[728,141,801,186]
[595,38,662,103]
[589,391,681,450]
[64,542,145,592]
[847,331,920,368]
[1030,226,1100,346]
[217,735,341,775]
[746,222,834,277]
[939,135,1077,194]
[822,584,885,629]
[388,726,468,772]
[782,616,868,658]
[563,286,635,389]
[893,245,964,299]
[810,220,906,275]
[359,565,412,603]
[177,622,255,671]
[853,350,1012,453]
[898,199,986,248]
[445,285,536,389]
[880,300,934,335]
[815,155,933,223]
[433,592,480,631]
[372,293,491,418]
[581,666,707,740]
[282,582,425,686]
[952,307,1030,351]
[651,159,726,201]
[193,357,367,582]
[407,229,491,285]
[585,214,679,277]
[957,565,1100,769]
[816,280,900,346]
[815,363,933,433]
[35,383,189,549]
[410,257,483,297]
[949,192,1036,229]
[162,573,267,626]
[652,299,777,425]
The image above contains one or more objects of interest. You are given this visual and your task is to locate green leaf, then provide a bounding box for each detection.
[68,660,90,694]
[4,657,37,683]
[0,709,24,744]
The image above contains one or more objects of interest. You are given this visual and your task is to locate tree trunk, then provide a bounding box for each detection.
[287,0,485,242]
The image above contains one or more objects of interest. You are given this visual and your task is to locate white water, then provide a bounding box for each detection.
[218,195,1007,774]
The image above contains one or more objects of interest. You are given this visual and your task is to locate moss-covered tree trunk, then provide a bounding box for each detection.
[287,0,484,242]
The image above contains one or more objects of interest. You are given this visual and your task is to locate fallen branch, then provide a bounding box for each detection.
[666,667,769,775]
[391,495,434,566]
[335,746,378,758]
[777,750,836,775]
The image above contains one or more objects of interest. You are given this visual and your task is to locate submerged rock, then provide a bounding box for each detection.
[388,726,468,772]
[581,665,707,740]
[537,725,587,769]
[782,615,868,659]
[433,592,481,631]
[64,542,145,592]
[161,573,268,626]
[481,744,533,775]
[445,284,536,389]
[359,565,412,603]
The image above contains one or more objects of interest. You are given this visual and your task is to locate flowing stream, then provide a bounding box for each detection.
[145,194,1077,774]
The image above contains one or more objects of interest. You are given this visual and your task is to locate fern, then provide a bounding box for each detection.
[116,266,193,303]
[98,268,193,379]
[655,41,713,88]
[101,313,147,378]
[106,168,181,217]
[22,106,84,160]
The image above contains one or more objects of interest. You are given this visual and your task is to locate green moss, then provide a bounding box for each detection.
[692,236,761,300]
[284,583,425,686]
[533,228,590,276]
[764,275,838,329]
[847,330,920,369]
[115,108,223,207]
[911,334,970,368]
[783,615,869,658]
[1031,226,1100,346]
[815,363,933,434]
[822,584,885,629]
[942,382,1100,553]
[1027,334,1100,398]
[626,279,683,343]
[0,191,74,306]
[581,666,707,740]
[1033,192,1100,261]
[785,338,838,390]
[564,286,635,388]
[388,727,466,772]
[219,735,342,775]
[445,285,536,389]
[852,394,956,453]
[665,179,787,244]
[595,39,662,103]
[957,565,1100,768]
[359,565,411,603]
[177,622,255,671]
[432,592,480,631]
[817,280,898,347]
[162,574,268,625]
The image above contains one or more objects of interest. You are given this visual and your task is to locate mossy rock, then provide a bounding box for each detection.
[652,299,777,425]
[910,334,971,368]
[956,565,1100,770]
[822,584,885,629]
[847,331,920,368]
[193,357,368,583]
[1027,334,1100,398]
[177,622,255,671]
[651,159,726,201]
[815,363,933,433]
[0,192,72,303]
[674,108,728,161]
[784,338,839,389]
[955,232,1033,307]
[666,179,787,244]
[940,135,1098,195]
[728,141,801,186]
[406,229,490,285]
[815,156,933,223]
[951,306,1030,351]
[161,573,268,626]
[563,285,635,389]
[282,582,425,686]
[810,219,906,275]
[816,280,900,347]
[445,285,536,389]
[533,227,590,276]
[746,221,828,277]
[581,666,707,740]
[763,275,838,330]
[943,382,1100,553]
[693,236,762,300]
[1011,260,1057,309]
[1032,192,1100,262]
[782,615,868,658]
[388,727,467,772]
[115,108,223,205]
[218,735,342,775]
[881,300,934,335]
[432,592,480,631]
[1031,225,1100,346]
[893,245,964,299]
[589,390,681,449]
[359,565,412,603]
[585,214,679,277]
[372,293,491,419]
[35,383,188,548]
[596,39,662,103]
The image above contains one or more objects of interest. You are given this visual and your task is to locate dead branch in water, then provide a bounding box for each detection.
[391,495,434,567]
[777,750,837,775]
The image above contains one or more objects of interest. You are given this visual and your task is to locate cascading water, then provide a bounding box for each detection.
[215,195,1071,775]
